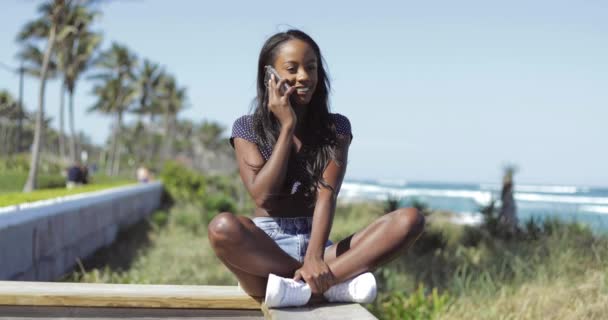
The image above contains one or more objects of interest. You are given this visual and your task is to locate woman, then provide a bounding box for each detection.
[208,29,425,308]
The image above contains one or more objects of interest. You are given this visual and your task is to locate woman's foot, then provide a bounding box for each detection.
[323,272,377,303]
[264,273,312,308]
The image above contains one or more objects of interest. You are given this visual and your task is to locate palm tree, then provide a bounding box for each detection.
[198,121,225,150]
[175,119,195,155]
[157,74,187,162]
[131,59,164,163]
[133,59,164,122]
[57,4,100,162]
[17,0,78,192]
[89,42,138,175]
[17,43,63,157]
[89,79,132,175]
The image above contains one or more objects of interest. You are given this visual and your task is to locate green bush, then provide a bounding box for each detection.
[172,207,205,234]
[150,210,169,229]
[0,155,30,172]
[384,194,402,213]
[0,154,63,174]
[160,162,242,225]
[206,175,239,199]
[205,194,237,215]
[38,174,67,189]
[0,154,94,193]
[370,284,450,320]
[412,228,448,255]
[160,161,207,206]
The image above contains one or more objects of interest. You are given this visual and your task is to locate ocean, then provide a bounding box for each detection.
[338,179,608,232]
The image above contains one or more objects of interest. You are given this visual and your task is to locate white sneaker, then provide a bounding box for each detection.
[323,272,377,303]
[265,273,312,308]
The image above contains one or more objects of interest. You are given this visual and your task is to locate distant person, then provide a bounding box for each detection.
[80,164,89,185]
[66,162,85,189]
[136,165,151,183]
[207,29,425,308]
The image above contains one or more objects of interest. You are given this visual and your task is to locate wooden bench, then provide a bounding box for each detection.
[0,281,377,319]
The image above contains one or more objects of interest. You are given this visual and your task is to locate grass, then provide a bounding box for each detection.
[440,270,608,319]
[0,172,65,193]
[63,199,608,320]
[0,179,135,207]
[0,154,69,193]
[64,206,235,285]
[366,209,608,319]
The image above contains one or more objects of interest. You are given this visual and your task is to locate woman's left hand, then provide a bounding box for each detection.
[293,256,335,294]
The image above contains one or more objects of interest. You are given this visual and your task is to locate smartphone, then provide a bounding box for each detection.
[264,65,290,95]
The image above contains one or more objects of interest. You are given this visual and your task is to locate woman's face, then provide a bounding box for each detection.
[272,39,319,106]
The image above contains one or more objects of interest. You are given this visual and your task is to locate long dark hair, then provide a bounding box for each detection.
[251,29,339,204]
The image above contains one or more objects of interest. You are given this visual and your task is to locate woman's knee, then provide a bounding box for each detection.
[240,282,266,298]
[393,207,425,237]
[207,211,243,247]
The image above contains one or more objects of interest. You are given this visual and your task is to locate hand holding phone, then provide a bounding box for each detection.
[264,65,296,128]
[264,65,291,95]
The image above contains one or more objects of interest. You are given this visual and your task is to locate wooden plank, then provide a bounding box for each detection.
[262,303,378,320]
[0,306,264,319]
[0,281,261,310]
[0,305,263,319]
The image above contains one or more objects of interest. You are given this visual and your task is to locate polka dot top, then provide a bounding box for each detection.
[229,113,352,196]
[229,113,353,161]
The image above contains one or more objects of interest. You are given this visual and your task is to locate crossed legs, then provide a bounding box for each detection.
[207,207,425,297]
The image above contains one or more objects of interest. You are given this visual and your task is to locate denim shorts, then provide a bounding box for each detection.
[253,216,333,263]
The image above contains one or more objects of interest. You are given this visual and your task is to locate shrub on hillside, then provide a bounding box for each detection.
[370,284,450,320]
[160,161,207,207]
[205,194,237,215]
[0,154,63,174]
[206,175,239,199]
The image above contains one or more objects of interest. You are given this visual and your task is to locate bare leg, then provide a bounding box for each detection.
[323,207,425,285]
[208,212,302,297]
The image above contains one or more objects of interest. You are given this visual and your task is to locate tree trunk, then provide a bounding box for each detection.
[107,117,118,176]
[112,144,122,176]
[99,149,106,169]
[6,126,14,155]
[59,82,66,161]
[23,25,56,192]
[170,114,176,157]
[111,111,123,176]
[161,111,173,162]
[0,123,7,155]
[68,87,77,163]
[16,64,24,154]
[144,123,155,165]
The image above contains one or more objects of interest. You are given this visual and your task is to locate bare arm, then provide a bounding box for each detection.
[234,76,297,208]
[233,124,294,208]
[306,135,350,260]
[293,134,351,293]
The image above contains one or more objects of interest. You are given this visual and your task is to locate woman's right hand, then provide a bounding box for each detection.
[267,74,297,130]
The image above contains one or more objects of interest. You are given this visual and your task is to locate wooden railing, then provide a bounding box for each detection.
[0,281,378,319]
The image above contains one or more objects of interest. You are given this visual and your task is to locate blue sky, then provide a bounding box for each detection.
[1,0,606,186]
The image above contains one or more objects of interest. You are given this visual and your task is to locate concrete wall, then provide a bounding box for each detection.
[0,182,163,281]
